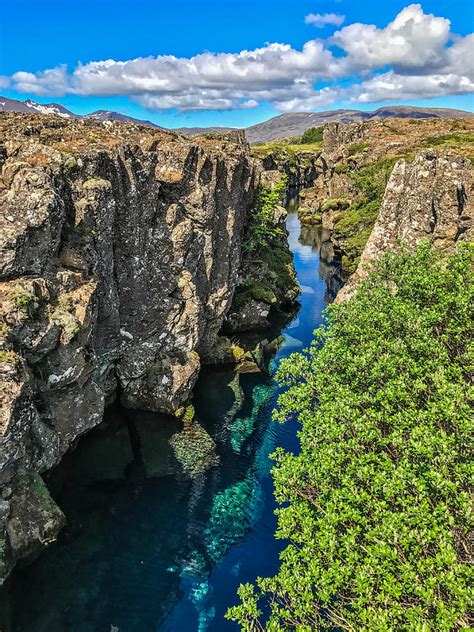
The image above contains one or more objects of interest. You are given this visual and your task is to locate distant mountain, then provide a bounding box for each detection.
[86,109,160,127]
[244,106,474,143]
[0,96,159,127]
[0,96,76,118]
[1,96,472,143]
[173,126,236,136]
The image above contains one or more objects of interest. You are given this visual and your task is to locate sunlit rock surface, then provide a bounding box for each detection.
[338,152,473,301]
[0,113,258,581]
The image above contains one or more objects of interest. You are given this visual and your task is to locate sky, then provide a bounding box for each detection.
[0,0,473,128]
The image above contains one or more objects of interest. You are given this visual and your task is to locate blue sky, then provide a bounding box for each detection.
[0,0,473,128]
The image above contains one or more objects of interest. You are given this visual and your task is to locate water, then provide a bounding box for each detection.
[0,209,346,632]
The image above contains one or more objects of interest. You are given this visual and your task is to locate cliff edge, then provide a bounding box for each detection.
[337,151,473,301]
[0,114,259,581]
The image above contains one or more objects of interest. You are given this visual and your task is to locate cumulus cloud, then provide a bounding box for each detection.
[351,70,474,103]
[12,65,70,96]
[331,4,451,72]
[305,12,345,28]
[6,4,474,112]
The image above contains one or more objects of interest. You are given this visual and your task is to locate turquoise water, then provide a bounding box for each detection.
[0,209,345,631]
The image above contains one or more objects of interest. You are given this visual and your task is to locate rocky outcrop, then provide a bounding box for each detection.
[338,152,473,301]
[258,151,320,189]
[295,118,474,275]
[0,113,260,581]
[224,201,299,333]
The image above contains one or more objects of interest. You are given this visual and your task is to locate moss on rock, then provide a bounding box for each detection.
[170,421,219,477]
[82,177,111,190]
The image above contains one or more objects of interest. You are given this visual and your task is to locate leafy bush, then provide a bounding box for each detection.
[244,176,287,255]
[301,127,324,144]
[347,141,370,156]
[227,242,473,631]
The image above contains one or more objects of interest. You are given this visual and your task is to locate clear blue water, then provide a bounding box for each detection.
[0,209,345,632]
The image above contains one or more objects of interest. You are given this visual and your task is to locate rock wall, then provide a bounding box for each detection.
[259,152,320,189]
[337,152,473,301]
[0,114,259,581]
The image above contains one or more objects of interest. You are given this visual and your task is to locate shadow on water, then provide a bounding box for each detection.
[0,204,346,632]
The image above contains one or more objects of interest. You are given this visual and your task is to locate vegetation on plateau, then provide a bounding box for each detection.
[301,127,324,145]
[251,127,324,161]
[422,132,474,162]
[228,242,473,631]
[333,157,400,271]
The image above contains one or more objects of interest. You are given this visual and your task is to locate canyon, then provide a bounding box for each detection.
[0,110,472,601]
[0,114,300,584]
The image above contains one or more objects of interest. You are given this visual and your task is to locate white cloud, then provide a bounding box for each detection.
[6,4,474,112]
[241,99,259,109]
[331,4,451,72]
[305,13,345,28]
[12,65,70,96]
[351,71,474,103]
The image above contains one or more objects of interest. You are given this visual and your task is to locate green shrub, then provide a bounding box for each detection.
[244,176,287,255]
[301,126,324,144]
[347,141,370,155]
[227,242,473,631]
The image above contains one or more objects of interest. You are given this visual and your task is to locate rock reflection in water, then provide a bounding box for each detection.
[299,223,348,302]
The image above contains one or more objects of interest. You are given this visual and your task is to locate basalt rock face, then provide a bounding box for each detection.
[0,114,258,581]
[337,152,473,301]
[259,152,320,189]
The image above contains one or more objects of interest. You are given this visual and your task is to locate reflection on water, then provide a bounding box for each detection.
[0,210,346,632]
[299,223,348,302]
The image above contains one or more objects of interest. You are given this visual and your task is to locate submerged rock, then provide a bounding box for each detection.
[170,421,219,478]
[2,473,65,581]
[130,412,219,480]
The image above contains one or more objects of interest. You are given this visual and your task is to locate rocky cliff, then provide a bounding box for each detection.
[0,114,263,581]
[337,151,473,301]
[258,151,319,189]
[296,117,474,270]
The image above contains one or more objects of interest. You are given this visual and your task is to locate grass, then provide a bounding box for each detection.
[0,350,18,365]
[251,140,322,160]
[333,200,380,271]
[320,197,350,213]
[421,132,474,161]
[347,141,370,156]
[8,284,35,316]
[331,157,400,270]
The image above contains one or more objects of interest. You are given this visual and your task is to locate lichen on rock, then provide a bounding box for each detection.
[0,112,259,582]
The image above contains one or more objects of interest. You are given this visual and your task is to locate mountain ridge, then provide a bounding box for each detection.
[1,95,472,143]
